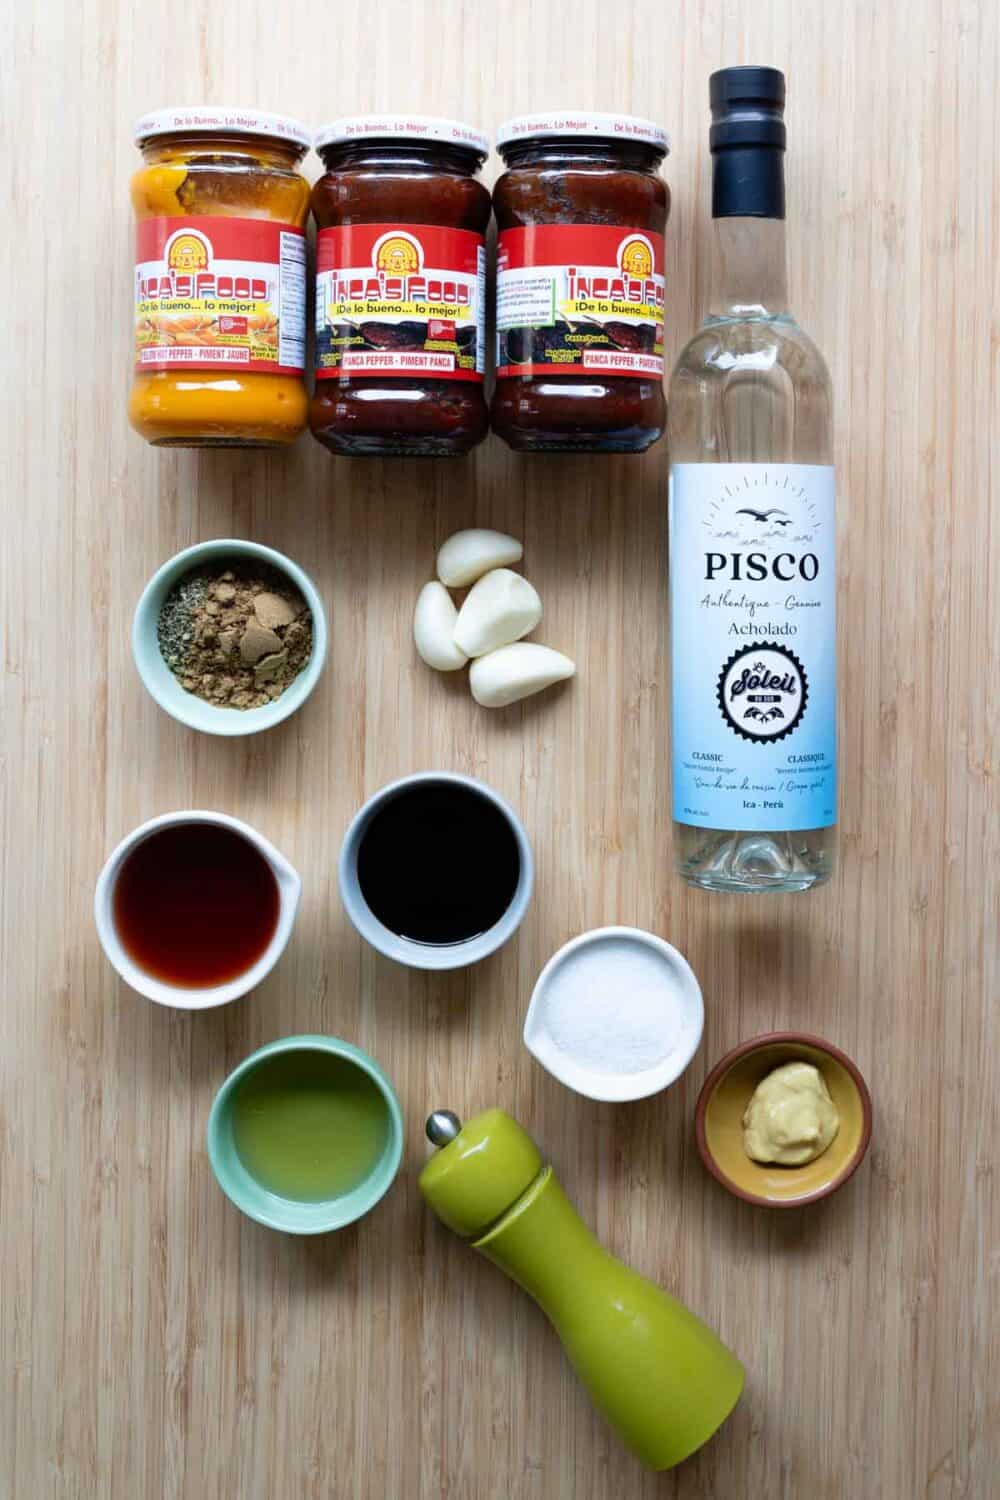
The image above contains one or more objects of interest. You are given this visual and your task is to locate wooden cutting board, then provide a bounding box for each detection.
[3,1,997,1495]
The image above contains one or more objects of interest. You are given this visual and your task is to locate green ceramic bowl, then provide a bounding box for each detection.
[132,538,328,737]
[207,1035,404,1233]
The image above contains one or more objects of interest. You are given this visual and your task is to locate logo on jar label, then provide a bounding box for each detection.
[136,227,272,305]
[374,232,421,275]
[167,230,209,273]
[717,643,808,742]
[496,223,665,379]
[621,236,654,275]
[325,230,474,313]
[563,233,663,314]
[315,223,486,382]
[133,215,305,374]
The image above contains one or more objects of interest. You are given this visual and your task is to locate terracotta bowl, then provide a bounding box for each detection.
[695,1032,872,1208]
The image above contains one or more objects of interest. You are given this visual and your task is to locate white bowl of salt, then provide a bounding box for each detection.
[523,927,704,1102]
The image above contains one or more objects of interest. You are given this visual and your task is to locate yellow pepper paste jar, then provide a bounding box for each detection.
[129,108,311,447]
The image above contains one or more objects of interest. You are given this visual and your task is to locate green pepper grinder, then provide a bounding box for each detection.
[419,1108,744,1471]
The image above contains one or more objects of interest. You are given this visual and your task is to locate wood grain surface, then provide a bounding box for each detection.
[3,1,998,1495]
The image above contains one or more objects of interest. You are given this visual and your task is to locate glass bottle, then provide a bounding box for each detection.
[668,68,837,892]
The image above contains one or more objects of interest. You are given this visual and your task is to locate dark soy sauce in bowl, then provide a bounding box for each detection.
[356,782,521,945]
[113,822,280,986]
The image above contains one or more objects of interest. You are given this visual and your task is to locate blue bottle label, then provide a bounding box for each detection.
[670,463,837,832]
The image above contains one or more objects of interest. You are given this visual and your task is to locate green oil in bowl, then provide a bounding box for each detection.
[208,1036,403,1232]
[232,1050,390,1201]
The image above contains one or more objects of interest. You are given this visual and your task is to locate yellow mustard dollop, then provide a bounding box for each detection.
[742,1061,839,1166]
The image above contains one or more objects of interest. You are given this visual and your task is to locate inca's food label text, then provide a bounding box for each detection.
[495,225,665,378]
[134,216,306,373]
[670,463,837,832]
[315,224,486,380]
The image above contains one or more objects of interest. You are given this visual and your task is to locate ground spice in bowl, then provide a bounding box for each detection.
[157,563,314,709]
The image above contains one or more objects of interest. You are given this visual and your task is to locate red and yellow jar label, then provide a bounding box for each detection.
[314,223,486,381]
[496,224,665,378]
[134,216,306,374]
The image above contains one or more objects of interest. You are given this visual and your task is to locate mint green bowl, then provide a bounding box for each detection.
[132,539,328,737]
[207,1035,404,1233]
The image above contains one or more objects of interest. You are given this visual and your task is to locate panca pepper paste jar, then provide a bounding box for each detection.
[310,116,491,457]
[492,113,670,453]
[129,108,311,448]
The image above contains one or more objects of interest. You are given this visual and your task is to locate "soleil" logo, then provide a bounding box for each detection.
[717,643,808,743]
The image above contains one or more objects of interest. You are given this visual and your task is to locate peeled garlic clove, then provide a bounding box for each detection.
[436,528,523,589]
[413,582,469,671]
[453,569,542,658]
[470,643,575,708]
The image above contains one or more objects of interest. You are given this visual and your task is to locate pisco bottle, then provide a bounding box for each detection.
[668,68,837,892]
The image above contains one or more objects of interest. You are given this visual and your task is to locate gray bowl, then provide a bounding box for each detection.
[339,772,534,970]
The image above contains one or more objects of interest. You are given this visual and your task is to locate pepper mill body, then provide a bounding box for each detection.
[420,1109,744,1471]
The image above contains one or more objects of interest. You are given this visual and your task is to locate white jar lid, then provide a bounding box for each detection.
[314,114,490,156]
[496,111,669,154]
[134,106,311,149]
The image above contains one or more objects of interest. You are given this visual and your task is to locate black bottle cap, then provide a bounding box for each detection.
[710,66,786,150]
[710,66,786,219]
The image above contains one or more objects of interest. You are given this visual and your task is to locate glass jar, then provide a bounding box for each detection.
[492,113,670,453]
[310,116,491,457]
[129,108,311,448]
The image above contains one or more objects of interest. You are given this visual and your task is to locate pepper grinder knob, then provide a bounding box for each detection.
[426,1109,462,1147]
